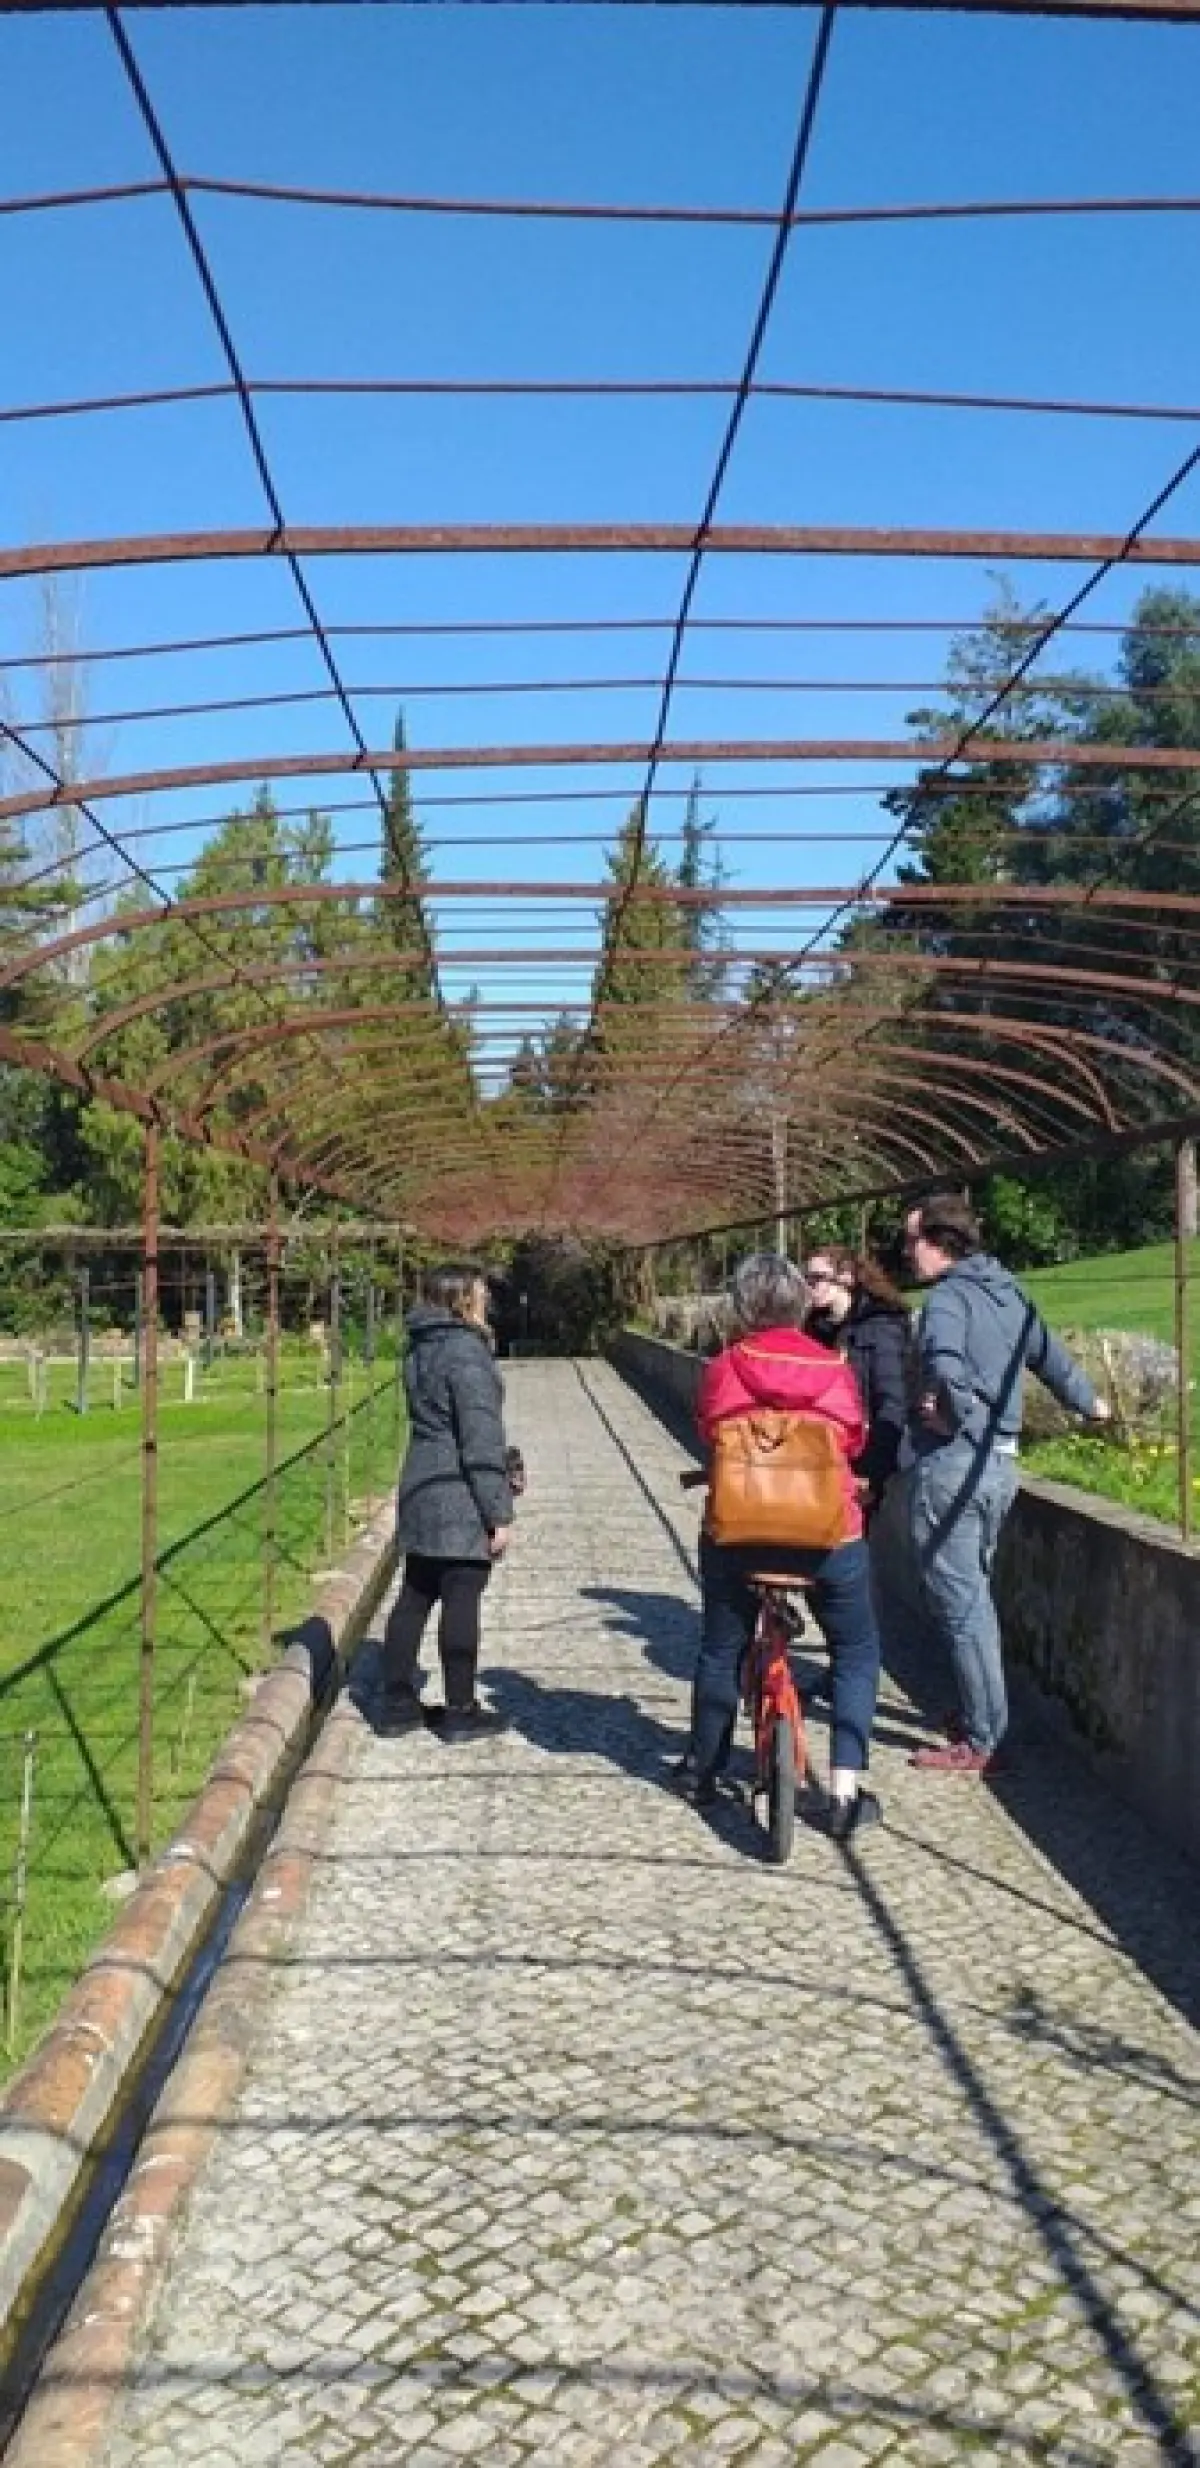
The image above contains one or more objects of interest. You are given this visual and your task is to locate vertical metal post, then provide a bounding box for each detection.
[138,1125,160,1868]
[133,1268,143,1391]
[325,1219,341,1562]
[364,1245,377,1508]
[772,1114,789,1258]
[76,1264,90,1415]
[263,1173,280,1660]
[203,1263,217,1373]
[341,1257,354,1548]
[393,1230,405,1449]
[6,1731,37,2058]
[1176,1139,1192,1540]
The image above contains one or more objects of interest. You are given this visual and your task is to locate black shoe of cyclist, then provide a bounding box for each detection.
[827,1787,883,1843]
[667,1756,718,1810]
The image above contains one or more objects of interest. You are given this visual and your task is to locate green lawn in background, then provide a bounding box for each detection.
[1014,1241,1197,1525]
[1020,1240,1195,1349]
[0,1356,402,2074]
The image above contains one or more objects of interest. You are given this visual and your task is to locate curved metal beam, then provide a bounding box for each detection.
[9,740,1200,832]
[197,1035,1068,1163]
[8,520,1200,588]
[9,871,1200,993]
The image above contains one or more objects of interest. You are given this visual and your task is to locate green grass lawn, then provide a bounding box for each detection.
[0,1357,402,2073]
[1021,1240,1193,1349]
[1015,1241,1196,1526]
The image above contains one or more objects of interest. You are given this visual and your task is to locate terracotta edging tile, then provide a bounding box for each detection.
[4,1686,369,2468]
[0,1509,395,2445]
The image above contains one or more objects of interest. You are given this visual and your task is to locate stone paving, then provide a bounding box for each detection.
[92,1361,1198,2466]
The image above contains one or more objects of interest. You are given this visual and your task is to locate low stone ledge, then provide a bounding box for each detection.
[0,1509,397,2385]
[995,1473,1200,1864]
[607,1329,704,1447]
[2,1695,370,2468]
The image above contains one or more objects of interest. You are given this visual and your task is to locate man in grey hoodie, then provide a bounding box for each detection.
[900,1194,1110,1773]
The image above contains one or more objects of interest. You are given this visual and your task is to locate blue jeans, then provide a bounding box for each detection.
[910,1442,1019,1753]
[691,1531,881,1780]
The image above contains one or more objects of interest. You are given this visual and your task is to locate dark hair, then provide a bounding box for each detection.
[423,1260,490,1319]
[808,1244,908,1314]
[915,1195,982,1260]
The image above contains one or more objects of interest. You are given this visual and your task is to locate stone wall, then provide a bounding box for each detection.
[612,1329,708,1435]
[611,1330,1200,1865]
[993,1478,1200,1862]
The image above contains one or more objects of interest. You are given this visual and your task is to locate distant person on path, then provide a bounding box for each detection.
[379,1262,517,1743]
[674,1252,883,1841]
[887,1194,1110,1775]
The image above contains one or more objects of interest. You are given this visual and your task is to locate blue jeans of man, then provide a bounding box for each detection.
[910,1440,1019,1753]
[691,1531,881,1781]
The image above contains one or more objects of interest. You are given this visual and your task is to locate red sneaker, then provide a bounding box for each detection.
[910,1740,994,1774]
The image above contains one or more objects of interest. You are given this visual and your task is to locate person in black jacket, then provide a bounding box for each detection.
[380,1262,517,1742]
[804,1247,910,1516]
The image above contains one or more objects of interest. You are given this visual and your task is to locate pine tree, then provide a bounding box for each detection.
[505,1014,589,1115]
[0,815,60,996]
[676,772,729,1001]
[879,582,1084,944]
[507,1033,545,1105]
[0,812,82,1224]
[378,709,436,998]
[594,799,690,1030]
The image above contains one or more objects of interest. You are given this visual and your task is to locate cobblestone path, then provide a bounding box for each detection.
[95,1363,1198,2467]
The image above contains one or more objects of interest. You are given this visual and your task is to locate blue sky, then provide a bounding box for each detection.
[3,2,1200,1043]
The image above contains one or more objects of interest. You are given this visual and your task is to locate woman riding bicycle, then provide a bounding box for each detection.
[673,1252,882,1842]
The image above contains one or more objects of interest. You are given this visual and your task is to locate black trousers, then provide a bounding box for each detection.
[382,1554,491,1712]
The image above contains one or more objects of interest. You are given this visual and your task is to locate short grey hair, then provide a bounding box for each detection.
[728,1251,812,1335]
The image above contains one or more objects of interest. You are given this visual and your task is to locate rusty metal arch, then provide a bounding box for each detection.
[3,10,1200,1255]
[10,928,1195,1228]
[9,520,1200,590]
[183,1021,1068,1158]
[295,1085,964,1203]
[15,875,1200,1007]
[203,1022,1046,1162]
[12,736,1200,837]
[9,3,1200,25]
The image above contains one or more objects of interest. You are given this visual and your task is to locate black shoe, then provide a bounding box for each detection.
[827,1788,883,1843]
[667,1757,719,1810]
[375,1698,425,1738]
[426,1702,509,1743]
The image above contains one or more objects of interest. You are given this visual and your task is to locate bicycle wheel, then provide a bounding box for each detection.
[766,1714,796,1867]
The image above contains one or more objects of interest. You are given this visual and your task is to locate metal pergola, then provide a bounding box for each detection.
[4,0,1200,1849]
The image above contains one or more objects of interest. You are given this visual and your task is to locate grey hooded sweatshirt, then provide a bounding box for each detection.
[910,1251,1097,1460]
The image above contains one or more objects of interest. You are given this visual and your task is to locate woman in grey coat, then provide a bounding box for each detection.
[380,1262,518,1741]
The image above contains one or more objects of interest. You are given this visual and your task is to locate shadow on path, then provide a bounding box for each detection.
[593,1358,1200,2036]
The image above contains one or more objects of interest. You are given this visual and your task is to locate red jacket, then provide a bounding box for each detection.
[697,1324,867,1541]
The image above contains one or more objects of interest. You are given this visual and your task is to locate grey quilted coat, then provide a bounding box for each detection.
[395,1305,514,1563]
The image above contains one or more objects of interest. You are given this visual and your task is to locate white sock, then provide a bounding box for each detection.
[830,1767,862,1804]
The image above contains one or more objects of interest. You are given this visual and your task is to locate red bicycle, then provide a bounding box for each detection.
[743,1571,809,1865]
[680,1471,809,1865]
